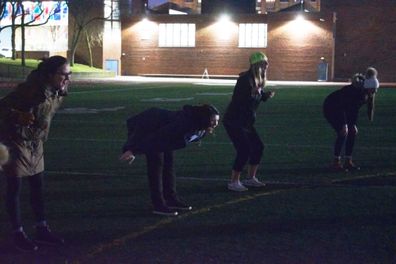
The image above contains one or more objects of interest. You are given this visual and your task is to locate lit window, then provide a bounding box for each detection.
[104,0,120,21]
[159,23,195,47]
[239,23,267,48]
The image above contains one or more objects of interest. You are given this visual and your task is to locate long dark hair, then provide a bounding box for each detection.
[16,56,68,105]
[183,104,220,130]
[28,55,68,85]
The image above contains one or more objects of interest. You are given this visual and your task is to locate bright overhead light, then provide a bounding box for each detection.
[215,14,233,40]
[295,15,304,22]
[218,14,231,23]
[138,18,156,40]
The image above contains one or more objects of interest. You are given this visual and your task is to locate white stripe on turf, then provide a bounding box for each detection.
[48,138,396,151]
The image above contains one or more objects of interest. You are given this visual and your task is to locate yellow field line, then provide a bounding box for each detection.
[331,171,396,184]
[72,189,284,263]
[72,171,396,263]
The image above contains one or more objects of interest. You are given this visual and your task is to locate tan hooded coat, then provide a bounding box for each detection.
[0,85,64,177]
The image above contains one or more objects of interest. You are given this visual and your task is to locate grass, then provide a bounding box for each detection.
[0,57,108,75]
[0,80,395,263]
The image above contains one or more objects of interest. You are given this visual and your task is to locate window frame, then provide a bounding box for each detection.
[158,23,196,48]
[238,23,268,48]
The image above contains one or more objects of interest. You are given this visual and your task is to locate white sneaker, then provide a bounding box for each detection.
[227,181,248,192]
[241,177,265,187]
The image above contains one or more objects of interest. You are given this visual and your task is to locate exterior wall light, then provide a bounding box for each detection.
[138,18,157,40]
[215,14,233,40]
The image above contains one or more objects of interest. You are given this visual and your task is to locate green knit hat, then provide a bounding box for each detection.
[249,52,268,65]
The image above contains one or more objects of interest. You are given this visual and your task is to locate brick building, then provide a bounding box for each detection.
[121,0,334,81]
[70,0,122,75]
[321,0,396,82]
[120,0,396,81]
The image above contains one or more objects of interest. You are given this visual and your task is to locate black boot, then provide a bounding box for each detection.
[14,230,38,252]
[36,225,64,245]
[344,158,360,171]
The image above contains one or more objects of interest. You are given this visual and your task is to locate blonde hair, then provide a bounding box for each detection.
[251,62,267,89]
[0,143,9,167]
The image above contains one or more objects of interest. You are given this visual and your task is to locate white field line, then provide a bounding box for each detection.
[46,170,229,181]
[69,78,351,95]
[46,170,396,185]
[48,138,396,151]
[89,76,351,87]
[69,84,176,94]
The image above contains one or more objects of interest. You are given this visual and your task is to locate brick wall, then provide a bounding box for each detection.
[322,0,396,82]
[121,12,334,81]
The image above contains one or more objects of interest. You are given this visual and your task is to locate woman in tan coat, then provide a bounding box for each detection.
[0,56,71,251]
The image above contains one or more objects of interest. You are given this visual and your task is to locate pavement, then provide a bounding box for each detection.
[1,76,395,88]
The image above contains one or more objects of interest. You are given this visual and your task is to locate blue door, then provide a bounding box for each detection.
[105,60,118,75]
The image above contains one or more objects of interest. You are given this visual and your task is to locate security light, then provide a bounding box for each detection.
[295,14,304,22]
[218,14,231,23]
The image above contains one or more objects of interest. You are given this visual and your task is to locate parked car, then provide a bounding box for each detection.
[0,47,12,58]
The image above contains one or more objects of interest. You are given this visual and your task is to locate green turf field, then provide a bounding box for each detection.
[0,80,396,263]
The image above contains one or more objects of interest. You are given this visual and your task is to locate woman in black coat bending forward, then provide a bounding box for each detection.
[120,104,220,216]
[323,73,371,171]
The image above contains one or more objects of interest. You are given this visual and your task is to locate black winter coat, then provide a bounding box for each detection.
[323,84,367,127]
[123,106,206,154]
[223,70,271,129]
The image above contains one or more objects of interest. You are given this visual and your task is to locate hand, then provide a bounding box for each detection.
[13,110,35,126]
[264,91,275,98]
[119,150,136,165]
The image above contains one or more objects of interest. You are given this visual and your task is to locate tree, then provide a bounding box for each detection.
[67,0,113,66]
[84,25,103,67]
[0,0,6,21]
[0,1,55,66]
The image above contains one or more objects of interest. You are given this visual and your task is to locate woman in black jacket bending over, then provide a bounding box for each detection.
[120,104,220,216]
[323,73,371,171]
[223,52,275,192]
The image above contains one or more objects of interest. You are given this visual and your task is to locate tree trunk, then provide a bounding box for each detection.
[85,29,93,67]
[11,2,16,60]
[20,2,25,66]
[70,25,83,66]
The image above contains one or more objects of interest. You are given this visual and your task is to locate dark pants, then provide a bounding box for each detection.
[333,126,356,157]
[145,151,177,208]
[324,110,357,157]
[224,124,264,172]
[5,173,45,229]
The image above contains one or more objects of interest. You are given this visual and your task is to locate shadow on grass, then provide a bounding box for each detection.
[333,174,396,186]
[0,239,73,264]
[144,213,396,240]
